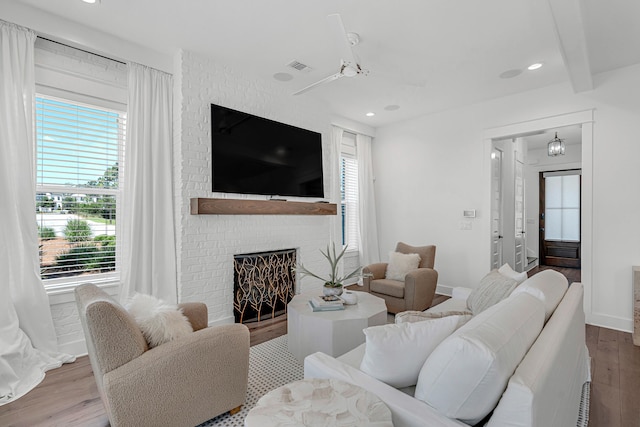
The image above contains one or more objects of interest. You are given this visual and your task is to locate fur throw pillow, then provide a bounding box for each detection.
[127,293,193,348]
[385,251,421,281]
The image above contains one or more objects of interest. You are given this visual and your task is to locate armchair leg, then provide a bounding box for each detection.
[229,405,242,415]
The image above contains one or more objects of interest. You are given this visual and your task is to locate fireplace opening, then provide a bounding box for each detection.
[233,248,296,324]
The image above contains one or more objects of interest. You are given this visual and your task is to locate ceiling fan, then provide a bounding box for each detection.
[293,14,369,96]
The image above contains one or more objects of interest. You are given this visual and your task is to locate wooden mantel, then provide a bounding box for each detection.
[190,198,337,215]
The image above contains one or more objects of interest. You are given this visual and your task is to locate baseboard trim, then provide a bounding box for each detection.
[208,315,235,327]
[586,312,632,333]
[436,284,454,297]
[59,339,88,357]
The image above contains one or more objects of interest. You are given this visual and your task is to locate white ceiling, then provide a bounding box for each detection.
[8,0,640,127]
[522,125,582,151]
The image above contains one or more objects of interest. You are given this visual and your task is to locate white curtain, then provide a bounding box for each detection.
[120,63,178,303]
[0,20,74,406]
[356,134,380,265]
[329,127,344,248]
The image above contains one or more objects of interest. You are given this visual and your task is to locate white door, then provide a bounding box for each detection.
[490,148,503,269]
[514,159,526,272]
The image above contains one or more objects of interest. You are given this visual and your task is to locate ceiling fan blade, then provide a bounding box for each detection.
[327,14,359,68]
[292,72,344,96]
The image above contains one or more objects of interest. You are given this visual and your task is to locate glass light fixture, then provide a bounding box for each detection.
[547,132,565,156]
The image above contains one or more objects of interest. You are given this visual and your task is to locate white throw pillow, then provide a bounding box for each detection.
[511,269,568,322]
[415,293,545,425]
[127,293,193,348]
[467,270,519,315]
[498,263,528,284]
[395,310,472,324]
[360,315,465,388]
[385,251,421,281]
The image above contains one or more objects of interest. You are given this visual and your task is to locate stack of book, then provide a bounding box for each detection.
[308,295,345,312]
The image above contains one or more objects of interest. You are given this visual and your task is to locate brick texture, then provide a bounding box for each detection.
[174,49,336,324]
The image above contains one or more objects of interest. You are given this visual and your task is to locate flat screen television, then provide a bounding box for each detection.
[211,104,324,198]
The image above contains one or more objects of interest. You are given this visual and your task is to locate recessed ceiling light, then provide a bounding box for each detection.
[384,105,400,111]
[81,0,99,3]
[365,112,375,117]
[528,63,543,71]
[273,72,293,82]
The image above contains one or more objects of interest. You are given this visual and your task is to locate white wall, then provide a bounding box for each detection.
[174,49,338,325]
[373,63,640,332]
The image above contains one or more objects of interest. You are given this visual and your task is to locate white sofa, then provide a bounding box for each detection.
[304,270,590,427]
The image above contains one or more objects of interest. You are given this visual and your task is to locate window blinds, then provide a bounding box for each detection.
[341,154,359,251]
[36,95,126,283]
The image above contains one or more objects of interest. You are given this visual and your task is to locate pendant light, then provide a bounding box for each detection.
[547,132,565,156]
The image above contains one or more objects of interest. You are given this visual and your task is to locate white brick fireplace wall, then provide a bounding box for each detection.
[174,49,337,325]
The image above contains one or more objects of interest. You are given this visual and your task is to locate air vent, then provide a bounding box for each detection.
[286,60,312,73]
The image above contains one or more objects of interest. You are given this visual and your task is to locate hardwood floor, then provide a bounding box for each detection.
[587,324,640,426]
[527,264,582,283]
[1,283,637,427]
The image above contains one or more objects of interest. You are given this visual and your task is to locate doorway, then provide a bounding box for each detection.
[539,170,581,268]
[483,109,593,324]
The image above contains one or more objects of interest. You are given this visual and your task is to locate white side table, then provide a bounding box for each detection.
[244,378,393,427]
[287,290,387,362]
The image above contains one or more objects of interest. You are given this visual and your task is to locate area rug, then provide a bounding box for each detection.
[198,335,303,426]
[577,381,590,427]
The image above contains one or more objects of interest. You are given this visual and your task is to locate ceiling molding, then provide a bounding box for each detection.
[546,0,593,93]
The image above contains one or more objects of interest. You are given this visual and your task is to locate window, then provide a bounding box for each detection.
[340,133,359,252]
[544,172,580,242]
[36,95,126,286]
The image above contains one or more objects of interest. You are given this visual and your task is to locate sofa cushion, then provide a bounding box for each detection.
[360,315,466,388]
[385,251,421,281]
[510,269,568,322]
[414,292,545,425]
[466,270,519,315]
[126,293,193,348]
[498,263,528,284]
[371,278,405,298]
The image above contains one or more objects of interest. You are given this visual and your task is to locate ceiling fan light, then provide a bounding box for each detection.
[342,65,358,77]
[547,132,565,156]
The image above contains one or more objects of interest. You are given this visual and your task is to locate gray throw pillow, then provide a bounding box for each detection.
[467,270,519,315]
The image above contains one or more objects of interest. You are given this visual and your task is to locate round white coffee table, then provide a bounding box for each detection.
[287,290,387,362]
[244,378,393,427]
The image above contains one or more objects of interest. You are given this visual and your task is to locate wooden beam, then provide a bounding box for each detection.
[546,0,593,92]
[190,198,337,215]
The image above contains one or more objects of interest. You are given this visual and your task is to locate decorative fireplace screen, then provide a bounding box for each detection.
[233,248,296,324]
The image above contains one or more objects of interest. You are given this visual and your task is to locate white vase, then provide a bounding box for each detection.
[341,291,358,305]
[323,285,343,297]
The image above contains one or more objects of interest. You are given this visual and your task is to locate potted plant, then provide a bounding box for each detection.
[295,243,363,297]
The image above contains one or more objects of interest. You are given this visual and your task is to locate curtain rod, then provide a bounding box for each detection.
[38,36,127,65]
[331,123,376,139]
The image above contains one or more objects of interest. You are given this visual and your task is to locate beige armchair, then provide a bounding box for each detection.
[75,284,250,427]
[362,242,438,314]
